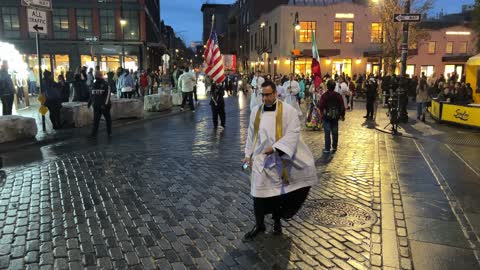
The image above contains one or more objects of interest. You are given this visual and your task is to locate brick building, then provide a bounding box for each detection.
[0,0,163,81]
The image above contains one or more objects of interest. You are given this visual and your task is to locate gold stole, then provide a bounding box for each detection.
[252,101,289,183]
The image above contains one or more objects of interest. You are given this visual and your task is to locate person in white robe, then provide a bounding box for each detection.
[242,80,318,241]
[250,71,265,111]
[275,79,286,101]
[282,74,302,116]
[335,77,351,110]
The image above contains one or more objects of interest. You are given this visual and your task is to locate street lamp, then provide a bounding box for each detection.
[120,19,127,68]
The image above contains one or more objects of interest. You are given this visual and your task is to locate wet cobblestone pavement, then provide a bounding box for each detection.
[1,96,480,269]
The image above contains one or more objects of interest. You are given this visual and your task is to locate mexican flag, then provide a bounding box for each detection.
[311,29,322,88]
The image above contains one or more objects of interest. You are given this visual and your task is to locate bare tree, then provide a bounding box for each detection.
[371,0,433,74]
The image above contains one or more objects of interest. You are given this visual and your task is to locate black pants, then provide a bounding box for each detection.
[193,86,198,102]
[1,94,14,115]
[366,99,374,118]
[253,187,311,226]
[181,92,195,110]
[92,106,112,135]
[211,105,225,128]
[121,92,133,99]
[45,100,62,129]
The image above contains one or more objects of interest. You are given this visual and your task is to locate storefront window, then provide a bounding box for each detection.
[122,11,139,40]
[406,65,415,77]
[331,59,352,77]
[124,55,138,71]
[53,55,69,79]
[294,58,312,75]
[76,9,92,39]
[2,7,20,38]
[100,56,120,72]
[81,55,98,71]
[420,65,434,77]
[298,21,316,43]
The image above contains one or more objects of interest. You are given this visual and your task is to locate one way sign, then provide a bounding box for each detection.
[27,8,48,34]
[393,13,421,22]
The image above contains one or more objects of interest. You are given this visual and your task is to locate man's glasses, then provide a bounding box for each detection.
[261,92,274,97]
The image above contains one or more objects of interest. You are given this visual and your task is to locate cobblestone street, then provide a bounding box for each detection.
[1,95,480,270]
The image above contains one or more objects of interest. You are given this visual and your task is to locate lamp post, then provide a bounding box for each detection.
[120,19,127,68]
[398,0,411,123]
[292,12,300,75]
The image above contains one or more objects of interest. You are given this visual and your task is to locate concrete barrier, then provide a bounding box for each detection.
[110,98,144,120]
[0,115,37,143]
[61,102,93,128]
[144,94,172,112]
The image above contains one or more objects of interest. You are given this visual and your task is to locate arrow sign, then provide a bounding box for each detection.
[33,24,44,32]
[27,8,48,34]
[393,13,421,22]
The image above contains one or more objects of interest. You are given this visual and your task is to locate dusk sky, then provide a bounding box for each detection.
[161,0,476,45]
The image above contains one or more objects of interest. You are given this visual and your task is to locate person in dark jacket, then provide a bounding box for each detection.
[57,74,70,103]
[107,70,116,95]
[88,71,112,137]
[209,83,226,129]
[0,61,15,115]
[318,79,345,154]
[72,73,89,102]
[43,70,63,129]
[364,77,378,120]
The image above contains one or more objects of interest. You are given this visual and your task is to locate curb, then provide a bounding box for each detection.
[374,126,416,139]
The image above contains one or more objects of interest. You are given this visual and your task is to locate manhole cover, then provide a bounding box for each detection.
[299,199,377,229]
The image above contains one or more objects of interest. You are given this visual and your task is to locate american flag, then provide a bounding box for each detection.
[204,31,225,84]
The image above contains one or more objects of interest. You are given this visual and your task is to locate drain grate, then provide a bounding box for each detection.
[299,199,377,229]
[444,137,480,147]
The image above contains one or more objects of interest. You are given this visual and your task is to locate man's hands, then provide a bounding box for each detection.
[263,146,274,155]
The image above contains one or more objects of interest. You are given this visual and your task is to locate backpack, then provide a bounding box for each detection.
[324,92,341,121]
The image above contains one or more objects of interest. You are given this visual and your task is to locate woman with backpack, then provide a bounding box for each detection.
[318,79,346,154]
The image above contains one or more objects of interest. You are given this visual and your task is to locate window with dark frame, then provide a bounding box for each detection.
[53,9,69,39]
[459,41,467,53]
[76,9,92,39]
[446,41,453,54]
[1,7,20,38]
[345,22,354,43]
[370,23,383,43]
[298,21,316,43]
[333,21,341,43]
[122,10,139,40]
[100,9,115,40]
[428,41,436,54]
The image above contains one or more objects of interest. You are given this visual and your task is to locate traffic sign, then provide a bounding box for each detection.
[393,13,421,22]
[27,8,48,34]
[85,36,99,42]
[21,0,52,10]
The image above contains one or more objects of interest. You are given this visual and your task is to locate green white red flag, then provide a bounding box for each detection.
[311,30,322,88]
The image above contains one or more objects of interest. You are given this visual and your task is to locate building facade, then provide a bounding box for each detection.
[408,26,477,79]
[0,0,162,82]
[201,3,231,53]
[248,2,383,77]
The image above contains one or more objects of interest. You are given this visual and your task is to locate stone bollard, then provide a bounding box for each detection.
[144,94,173,112]
[0,115,37,143]
[61,102,93,128]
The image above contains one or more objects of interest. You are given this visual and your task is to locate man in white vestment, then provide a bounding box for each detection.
[250,71,265,111]
[281,73,302,116]
[242,80,318,241]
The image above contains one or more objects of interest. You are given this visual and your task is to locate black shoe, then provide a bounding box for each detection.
[273,220,282,235]
[363,115,368,118]
[331,148,337,154]
[242,225,266,242]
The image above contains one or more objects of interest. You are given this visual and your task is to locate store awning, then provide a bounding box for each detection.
[363,50,382,57]
[466,53,480,66]
[301,49,340,58]
[442,54,472,62]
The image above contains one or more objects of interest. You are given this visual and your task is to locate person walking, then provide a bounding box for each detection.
[318,79,345,154]
[282,73,302,116]
[364,77,378,120]
[72,72,89,102]
[250,71,265,110]
[58,74,70,103]
[0,61,15,115]
[86,67,94,89]
[120,69,135,99]
[27,67,37,95]
[139,70,149,97]
[88,71,112,138]
[178,67,196,111]
[43,70,63,129]
[209,82,226,129]
[242,80,318,241]
[416,76,429,122]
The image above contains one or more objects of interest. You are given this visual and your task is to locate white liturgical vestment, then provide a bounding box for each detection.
[244,101,318,198]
